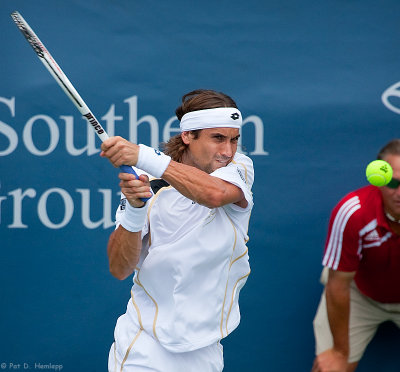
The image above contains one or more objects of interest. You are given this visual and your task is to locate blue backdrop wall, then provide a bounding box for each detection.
[1,1,400,371]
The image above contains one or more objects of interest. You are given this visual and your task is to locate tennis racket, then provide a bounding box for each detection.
[11,11,151,202]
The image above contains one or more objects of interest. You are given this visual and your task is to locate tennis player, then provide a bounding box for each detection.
[100,89,254,371]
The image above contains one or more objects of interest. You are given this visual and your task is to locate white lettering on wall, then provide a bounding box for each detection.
[2,187,118,229]
[62,115,97,156]
[382,81,400,115]
[23,115,60,156]
[37,188,74,229]
[125,95,159,148]
[77,188,114,229]
[0,94,268,230]
[241,115,269,155]
[162,116,181,142]
[0,96,18,156]
[101,104,123,138]
[0,94,268,156]
[7,188,37,228]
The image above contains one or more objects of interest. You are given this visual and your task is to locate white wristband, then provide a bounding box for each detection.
[120,201,149,232]
[136,144,171,178]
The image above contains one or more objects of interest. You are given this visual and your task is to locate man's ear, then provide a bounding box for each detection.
[181,131,191,145]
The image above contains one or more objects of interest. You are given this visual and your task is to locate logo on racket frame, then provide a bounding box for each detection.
[11,13,45,58]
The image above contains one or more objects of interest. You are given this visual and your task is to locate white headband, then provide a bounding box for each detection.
[180,107,242,132]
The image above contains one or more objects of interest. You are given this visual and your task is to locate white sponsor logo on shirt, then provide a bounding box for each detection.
[364,229,380,242]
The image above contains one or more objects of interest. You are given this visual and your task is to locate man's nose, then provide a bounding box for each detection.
[220,142,233,157]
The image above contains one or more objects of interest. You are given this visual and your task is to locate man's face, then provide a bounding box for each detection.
[380,154,400,218]
[181,127,240,174]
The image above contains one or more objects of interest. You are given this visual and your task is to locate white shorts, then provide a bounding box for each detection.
[313,273,400,363]
[108,315,224,372]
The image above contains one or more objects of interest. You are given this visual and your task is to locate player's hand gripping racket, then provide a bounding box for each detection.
[11,11,151,202]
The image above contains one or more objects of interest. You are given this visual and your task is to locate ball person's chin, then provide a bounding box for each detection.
[390,202,400,217]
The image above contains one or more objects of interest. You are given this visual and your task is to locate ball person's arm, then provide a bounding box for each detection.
[100,136,247,209]
[107,173,152,280]
[312,269,355,372]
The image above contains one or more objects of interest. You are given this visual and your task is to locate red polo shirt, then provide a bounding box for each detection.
[322,185,400,303]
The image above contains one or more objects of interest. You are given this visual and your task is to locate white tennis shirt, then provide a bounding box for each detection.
[114,152,254,353]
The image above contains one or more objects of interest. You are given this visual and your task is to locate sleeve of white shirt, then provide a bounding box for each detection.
[210,152,254,212]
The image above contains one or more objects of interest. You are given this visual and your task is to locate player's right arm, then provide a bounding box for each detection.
[107,173,151,280]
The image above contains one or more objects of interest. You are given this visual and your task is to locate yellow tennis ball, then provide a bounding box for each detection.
[366,160,393,186]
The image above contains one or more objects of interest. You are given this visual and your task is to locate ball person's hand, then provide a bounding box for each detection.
[311,348,347,372]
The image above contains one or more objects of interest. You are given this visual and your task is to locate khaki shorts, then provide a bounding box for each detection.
[313,268,400,363]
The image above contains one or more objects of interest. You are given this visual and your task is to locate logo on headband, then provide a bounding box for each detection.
[230,112,240,120]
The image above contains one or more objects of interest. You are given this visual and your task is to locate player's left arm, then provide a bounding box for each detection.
[163,161,247,208]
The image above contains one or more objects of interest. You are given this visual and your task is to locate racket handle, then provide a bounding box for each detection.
[119,165,152,202]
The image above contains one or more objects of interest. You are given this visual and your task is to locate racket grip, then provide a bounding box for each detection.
[119,165,152,202]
